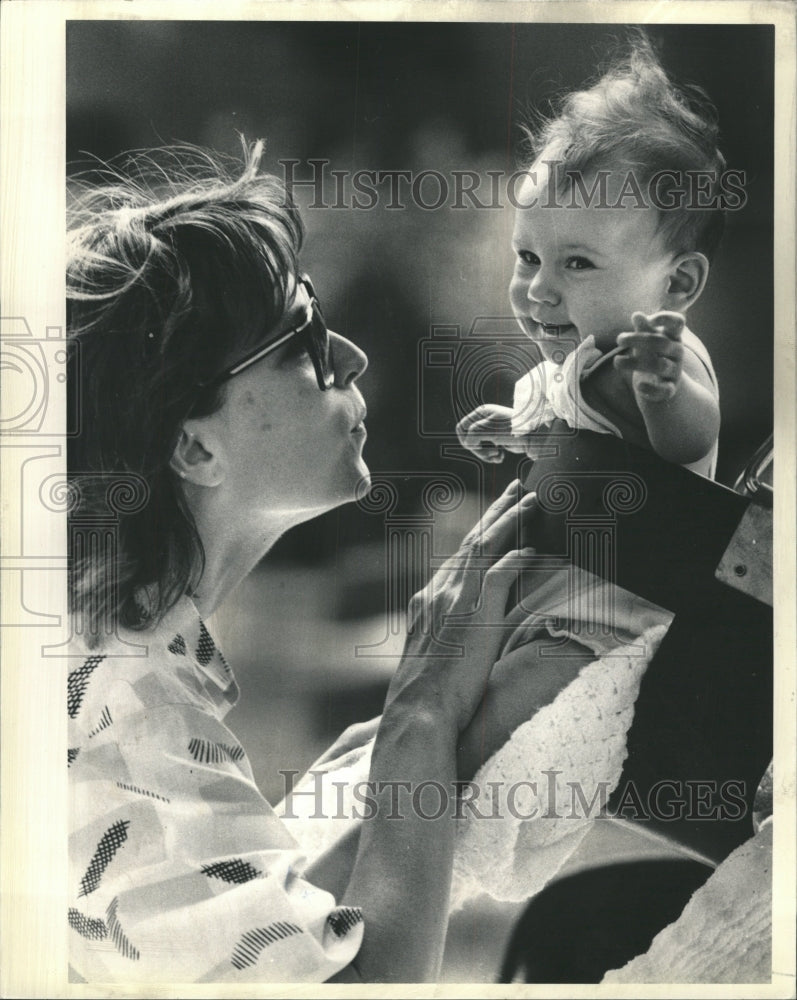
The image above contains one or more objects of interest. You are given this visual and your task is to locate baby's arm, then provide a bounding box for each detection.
[456,404,527,463]
[613,311,720,465]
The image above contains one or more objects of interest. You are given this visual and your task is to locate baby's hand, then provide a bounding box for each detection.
[614,311,686,402]
[456,404,525,463]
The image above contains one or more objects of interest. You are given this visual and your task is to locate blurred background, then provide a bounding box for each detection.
[67,20,774,980]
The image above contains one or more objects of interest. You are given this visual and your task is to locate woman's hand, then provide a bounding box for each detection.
[333,480,540,983]
[383,479,539,733]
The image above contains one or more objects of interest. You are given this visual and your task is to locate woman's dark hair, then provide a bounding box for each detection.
[521,31,728,259]
[66,141,303,643]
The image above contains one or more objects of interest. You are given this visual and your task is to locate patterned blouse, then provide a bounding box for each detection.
[68,595,364,983]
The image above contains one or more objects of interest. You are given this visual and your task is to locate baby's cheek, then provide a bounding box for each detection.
[508,272,525,305]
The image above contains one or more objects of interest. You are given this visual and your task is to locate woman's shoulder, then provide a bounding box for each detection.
[67,595,237,738]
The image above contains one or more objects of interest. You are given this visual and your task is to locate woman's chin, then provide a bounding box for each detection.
[327,461,372,509]
[350,462,372,500]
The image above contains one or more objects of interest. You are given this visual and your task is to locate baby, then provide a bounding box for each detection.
[457,37,723,479]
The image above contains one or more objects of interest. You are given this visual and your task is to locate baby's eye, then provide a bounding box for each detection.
[516,249,539,266]
[565,256,595,270]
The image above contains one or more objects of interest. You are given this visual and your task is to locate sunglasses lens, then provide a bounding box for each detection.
[308,302,333,388]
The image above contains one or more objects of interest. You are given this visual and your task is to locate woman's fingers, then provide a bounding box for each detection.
[460,479,522,547]
[410,485,522,610]
[454,491,538,608]
[443,547,537,675]
[467,489,538,558]
[409,484,539,634]
[481,547,538,618]
[396,547,542,731]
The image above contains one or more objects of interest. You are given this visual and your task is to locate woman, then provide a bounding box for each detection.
[66,141,540,983]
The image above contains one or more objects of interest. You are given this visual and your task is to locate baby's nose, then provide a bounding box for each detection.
[527,268,560,306]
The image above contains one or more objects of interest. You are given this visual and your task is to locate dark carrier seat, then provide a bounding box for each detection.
[520,423,772,865]
[496,426,773,983]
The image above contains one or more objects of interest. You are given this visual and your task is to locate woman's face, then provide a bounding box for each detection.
[205,280,370,520]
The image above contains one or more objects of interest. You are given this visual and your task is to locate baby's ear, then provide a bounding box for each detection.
[665,252,709,310]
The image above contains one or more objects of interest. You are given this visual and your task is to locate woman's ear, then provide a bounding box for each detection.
[664,251,710,311]
[170,424,224,487]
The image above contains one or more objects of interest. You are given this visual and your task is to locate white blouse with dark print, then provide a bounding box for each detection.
[68,595,363,983]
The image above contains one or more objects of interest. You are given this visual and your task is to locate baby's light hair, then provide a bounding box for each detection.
[522,32,727,259]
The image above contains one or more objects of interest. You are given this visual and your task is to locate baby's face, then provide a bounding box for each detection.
[509,162,676,362]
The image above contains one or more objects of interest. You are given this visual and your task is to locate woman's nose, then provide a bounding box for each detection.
[527,268,560,306]
[330,331,368,387]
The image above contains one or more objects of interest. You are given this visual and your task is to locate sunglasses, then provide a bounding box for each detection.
[198,275,334,391]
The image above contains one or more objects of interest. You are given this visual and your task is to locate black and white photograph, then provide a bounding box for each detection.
[1,3,795,994]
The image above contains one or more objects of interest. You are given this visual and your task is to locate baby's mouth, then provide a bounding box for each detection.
[537,322,575,337]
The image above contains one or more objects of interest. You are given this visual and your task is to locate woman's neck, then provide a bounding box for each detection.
[186,497,280,619]
[189,535,276,620]
[185,486,326,619]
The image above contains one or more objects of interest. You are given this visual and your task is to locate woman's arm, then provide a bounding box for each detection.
[312,480,538,982]
[331,637,593,982]
[328,713,460,982]
[305,636,592,910]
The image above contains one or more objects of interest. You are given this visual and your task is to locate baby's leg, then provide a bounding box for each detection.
[457,635,594,782]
